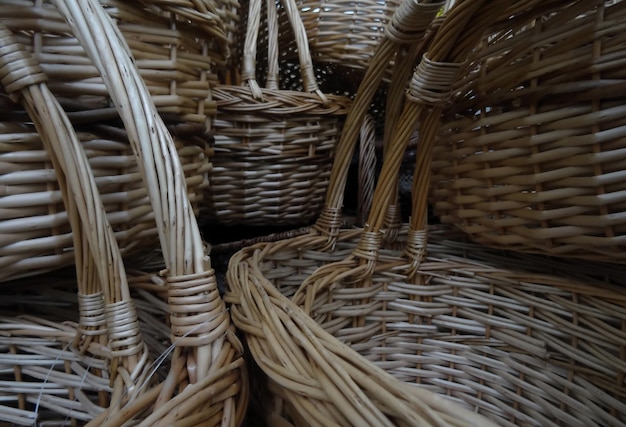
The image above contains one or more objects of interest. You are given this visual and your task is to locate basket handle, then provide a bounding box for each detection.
[0,22,149,396]
[356,0,501,277]
[241,0,325,99]
[279,0,323,97]
[294,0,506,309]
[53,0,244,419]
[311,0,445,245]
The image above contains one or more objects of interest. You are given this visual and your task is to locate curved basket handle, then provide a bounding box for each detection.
[53,2,246,424]
[278,0,324,97]
[241,0,264,98]
[313,0,445,244]
[0,22,149,398]
[241,0,325,99]
[294,0,506,309]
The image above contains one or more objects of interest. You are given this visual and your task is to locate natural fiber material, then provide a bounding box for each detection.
[230,224,626,427]
[206,0,351,226]
[0,120,209,283]
[52,1,247,424]
[0,21,159,425]
[294,0,442,71]
[0,0,226,283]
[0,2,246,424]
[0,274,170,425]
[224,0,457,425]
[224,1,626,426]
[0,0,224,126]
[432,0,626,263]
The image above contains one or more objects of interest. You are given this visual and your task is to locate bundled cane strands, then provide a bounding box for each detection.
[0,1,247,424]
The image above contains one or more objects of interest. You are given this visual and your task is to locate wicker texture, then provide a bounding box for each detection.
[432,0,626,263]
[1,0,225,127]
[0,119,208,283]
[294,0,419,74]
[0,21,160,425]
[225,1,626,426]
[224,0,455,425]
[0,1,246,424]
[0,0,229,282]
[206,0,351,226]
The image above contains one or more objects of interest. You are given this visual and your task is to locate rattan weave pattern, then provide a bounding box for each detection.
[432,0,626,263]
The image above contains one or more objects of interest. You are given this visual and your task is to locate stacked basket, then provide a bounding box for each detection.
[0,0,233,281]
[0,0,247,425]
[225,0,626,426]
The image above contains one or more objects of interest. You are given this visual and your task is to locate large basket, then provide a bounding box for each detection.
[225,1,626,426]
[206,0,351,226]
[431,0,626,263]
[0,2,246,424]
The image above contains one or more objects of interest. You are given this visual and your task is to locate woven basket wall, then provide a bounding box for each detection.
[0,0,226,127]
[0,0,227,282]
[0,116,209,283]
[206,0,351,226]
[431,0,626,263]
[293,0,403,72]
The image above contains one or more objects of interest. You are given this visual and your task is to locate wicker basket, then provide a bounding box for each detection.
[0,0,228,126]
[0,0,232,283]
[295,0,403,71]
[0,118,209,283]
[206,0,351,226]
[225,1,626,426]
[431,0,626,263]
[0,2,246,424]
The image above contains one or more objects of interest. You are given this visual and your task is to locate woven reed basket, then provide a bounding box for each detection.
[206,0,351,226]
[0,0,236,282]
[432,0,626,263]
[225,1,626,426]
[295,0,403,71]
[0,2,246,425]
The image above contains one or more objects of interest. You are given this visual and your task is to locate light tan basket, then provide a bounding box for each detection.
[206,0,351,226]
[225,1,626,426]
[431,0,626,263]
[0,0,227,282]
[0,2,246,424]
[1,0,228,126]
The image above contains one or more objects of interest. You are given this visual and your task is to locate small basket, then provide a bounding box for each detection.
[431,0,626,263]
[206,0,351,226]
[225,1,626,426]
[0,2,246,424]
[293,0,403,71]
